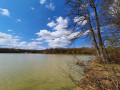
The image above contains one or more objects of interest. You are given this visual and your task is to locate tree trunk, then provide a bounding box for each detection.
[92,3,109,62]
[87,17,101,60]
[82,5,101,60]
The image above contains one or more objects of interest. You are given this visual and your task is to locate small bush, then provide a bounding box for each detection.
[109,51,120,64]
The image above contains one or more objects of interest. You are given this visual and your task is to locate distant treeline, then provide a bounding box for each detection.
[0,47,96,55]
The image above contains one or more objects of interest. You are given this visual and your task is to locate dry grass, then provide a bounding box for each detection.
[76,60,120,90]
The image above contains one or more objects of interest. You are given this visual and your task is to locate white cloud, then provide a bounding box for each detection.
[45,3,55,11]
[53,16,68,31]
[36,16,79,48]
[35,16,90,48]
[14,36,21,39]
[8,29,12,32]
[0,8,10,16]
[30,7,35,10]
[19,41,27,45]
[0,32,20,48]
[74,16,87,26]
[46,38,71,47]
[47,21,56,27]
[0,32,44,50]
[83,30,90,35]
[36,30,54,40]
[35,38,43,41]
[40,0,46,4]
[16,19,22,22]
[18,41,44,50]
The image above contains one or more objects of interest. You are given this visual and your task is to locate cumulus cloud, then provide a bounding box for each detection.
[0,32,20,48]
[18,41,44,50]
[47,21,56,27]
[40,0,46,4]
[45,3,55,11]
[74,16,87,26]
[36,16,79,48]
[46,38,71,47]
[0,32,44,50]
[0,8,10,16]
[35,16,90,48]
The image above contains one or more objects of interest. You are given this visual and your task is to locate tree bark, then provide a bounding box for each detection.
[85,8,101,59]
[92,2,109,62]
[80,3,101,60]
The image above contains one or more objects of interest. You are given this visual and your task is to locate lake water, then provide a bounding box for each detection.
[0,54,93,90]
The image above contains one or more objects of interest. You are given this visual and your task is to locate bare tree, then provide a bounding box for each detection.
[101,0,120,26]
[64,1,120,89]
[65,0,110,62]
[100,0,120,43]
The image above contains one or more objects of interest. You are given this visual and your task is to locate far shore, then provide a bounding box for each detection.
[0,53,93,56]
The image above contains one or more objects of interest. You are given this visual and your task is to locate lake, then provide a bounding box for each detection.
[0,54,93,90]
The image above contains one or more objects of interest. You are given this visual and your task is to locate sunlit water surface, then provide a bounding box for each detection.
[0,54,94,90]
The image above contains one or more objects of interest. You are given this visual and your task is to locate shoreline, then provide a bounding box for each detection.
[0,53,94,56]
[75,60,120,90]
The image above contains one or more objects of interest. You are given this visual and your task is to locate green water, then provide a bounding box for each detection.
[0,54,93,90]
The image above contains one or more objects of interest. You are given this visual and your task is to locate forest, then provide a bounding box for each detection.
[0,47,119,55]
[0,47,95,54]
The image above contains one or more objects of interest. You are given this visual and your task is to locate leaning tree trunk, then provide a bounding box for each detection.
[92,3,109,62]
[81,5,101,60]
[87,17,101,59]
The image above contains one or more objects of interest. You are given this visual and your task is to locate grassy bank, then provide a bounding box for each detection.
[76,60,120,90]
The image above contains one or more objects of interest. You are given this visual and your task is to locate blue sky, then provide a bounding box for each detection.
[0,0,89,50]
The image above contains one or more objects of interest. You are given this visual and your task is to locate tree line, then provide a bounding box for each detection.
[0,47,95,55]
[0,47,119,55]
